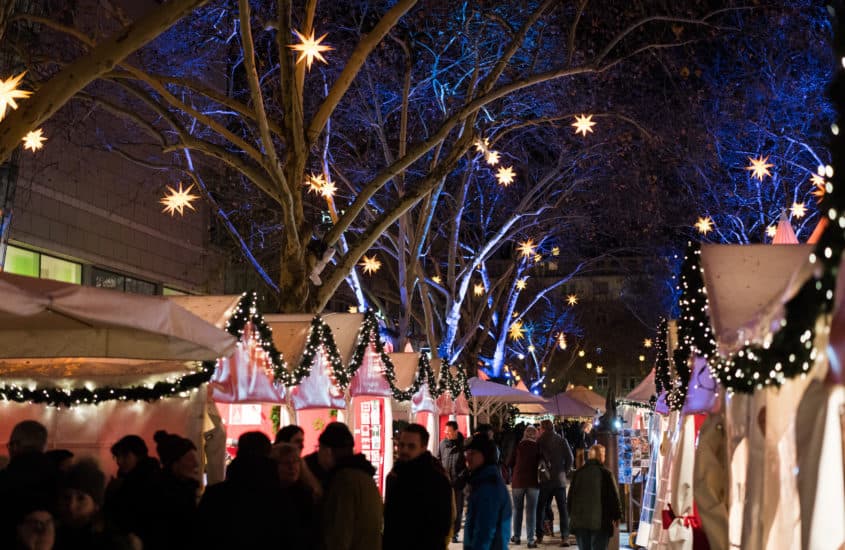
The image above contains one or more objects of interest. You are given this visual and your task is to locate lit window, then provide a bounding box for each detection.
[163,287,187,296]
[40,255,82,284]
[4,245,39,277]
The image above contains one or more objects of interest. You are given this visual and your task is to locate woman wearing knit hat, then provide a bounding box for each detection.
[145,431,200,550]
[54,458,133,550]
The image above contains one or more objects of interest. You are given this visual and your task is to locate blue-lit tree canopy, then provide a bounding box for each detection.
[0,0,835,390]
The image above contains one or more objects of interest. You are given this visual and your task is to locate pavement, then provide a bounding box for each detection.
[447,527,634,549]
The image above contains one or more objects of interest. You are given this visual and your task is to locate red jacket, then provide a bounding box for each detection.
[509,439,541,489]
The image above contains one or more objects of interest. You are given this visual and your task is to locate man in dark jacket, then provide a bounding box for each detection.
[0,420,58,544]
[104,435,160,545]
[317,422,383,550]
[463,435,511,550]
[438,420,467,542]
[384,424,453,550]
[567,444,622,550]
[536,419,574,546]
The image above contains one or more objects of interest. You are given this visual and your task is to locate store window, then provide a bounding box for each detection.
[596,376,609,390]
[163,287,187,296]
[92,267,156,295]
[4,245,81,284]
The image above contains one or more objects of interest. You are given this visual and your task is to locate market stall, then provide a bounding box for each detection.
[0,273,236,476]
[435,361,472,437]
[389,352,440,453]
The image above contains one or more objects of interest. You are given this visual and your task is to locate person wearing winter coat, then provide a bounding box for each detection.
[508,426,541,547]
[384,424,453,550]
[438,421,467,542]
[536,419,574,546]
[146,431,200,550]
[104,435,160,545]
[462,435,511,550]
[316,423,383,550]
[567,444,622,550]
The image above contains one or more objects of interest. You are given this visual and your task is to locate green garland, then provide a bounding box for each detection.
[226,293,297,386]
[0,292,294,407]
[437,360,472,399]
[347,310,441,401]
[615,398,655,411]
[654,318,671,395]
[298,315,347,388]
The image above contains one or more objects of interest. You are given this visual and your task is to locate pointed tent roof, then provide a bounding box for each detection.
[542,392,597,416]
[772,211,799,244]
[567,385,606,412]
[467,378,546,404]
[624,369,656,403]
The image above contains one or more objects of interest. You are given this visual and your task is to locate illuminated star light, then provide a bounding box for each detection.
[289,30,333,70]
[431,275,442,284]
[516,278,527,290]
[694,216,713,235]
[517,239,535,258]
[509,321,525,340]
[496,166,516,186]
[766,225,778,238]
[305,173,326,194]
[160,182,199,216]
[473,283,485,296]
[746,155,774,181]
[485,150,500,166]
[558,333,567,350]
[22,128,46,152]
[571,114,596,136]
[811,174,826,202]
[643,338,653,348]
[566,294,578,306]
[360,255,382,275]
[320,180,337,198]
[474,138,490,153]
[0,72,32,121]
[791,202,807,218]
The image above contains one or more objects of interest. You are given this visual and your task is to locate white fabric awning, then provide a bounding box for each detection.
[468,377,547,404]
[0,272,236,362]
[625,369,656,403]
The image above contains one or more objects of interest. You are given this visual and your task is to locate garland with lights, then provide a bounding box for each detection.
[615,398,655,411]
[346,311,441,400]
[667,243,716,409]
[437,360,472,399]
[654,318,671,395]
[299,315,347,388]
[0,294,290,407]
[225,293,299,386]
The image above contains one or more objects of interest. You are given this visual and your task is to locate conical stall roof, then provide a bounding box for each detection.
[700,244,814,354]
[625,369,656,403]
[567,385,607,412]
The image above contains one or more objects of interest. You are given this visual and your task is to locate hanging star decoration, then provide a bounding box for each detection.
[766,225,778,238]
[160,182,199,216]
[496,166,516,186]
[527,345,536,353]
[431,275,442,284]
[473,283,485,296]
[320,180,337,198]
[572,114,596,136]
[746,155,774,181]
[22,129,46,152]
[485,151,500,166]
[558,332,567,350]
[509,320,525,340]
[360,255,381,275]
[305,173,326,194]
[790,201,807,218]
[0,72,31,121]
[516,278,527,290]
[289,30,333,70]
[694,216,713,235]
[517,239,535,258]
[566,294,578,306]
[811,174,826,202]
[643,338,653,348]
[551,246,560,256]
[474,138,490,153]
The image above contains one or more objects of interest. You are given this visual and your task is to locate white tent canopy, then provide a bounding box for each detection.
[0,272,236,363]
[468,377,546,421]
[625,369,656,403]
[567,385,607,413]
[520,392,597,417]
[700,244,813,355]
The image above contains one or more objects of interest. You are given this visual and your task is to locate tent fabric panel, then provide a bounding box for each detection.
[625,369,656,403]
[322,313,365,365]
[166,295,241,329]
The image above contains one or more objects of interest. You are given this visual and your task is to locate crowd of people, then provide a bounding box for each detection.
[0,416,621,550]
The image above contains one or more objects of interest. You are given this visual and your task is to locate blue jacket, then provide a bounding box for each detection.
[463,464,512,550]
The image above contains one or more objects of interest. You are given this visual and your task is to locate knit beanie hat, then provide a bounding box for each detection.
[317,422,354,450]
[62,458,106,506]
[154,430,196,469]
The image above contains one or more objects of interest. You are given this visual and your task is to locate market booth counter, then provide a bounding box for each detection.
[0,273,236,477]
